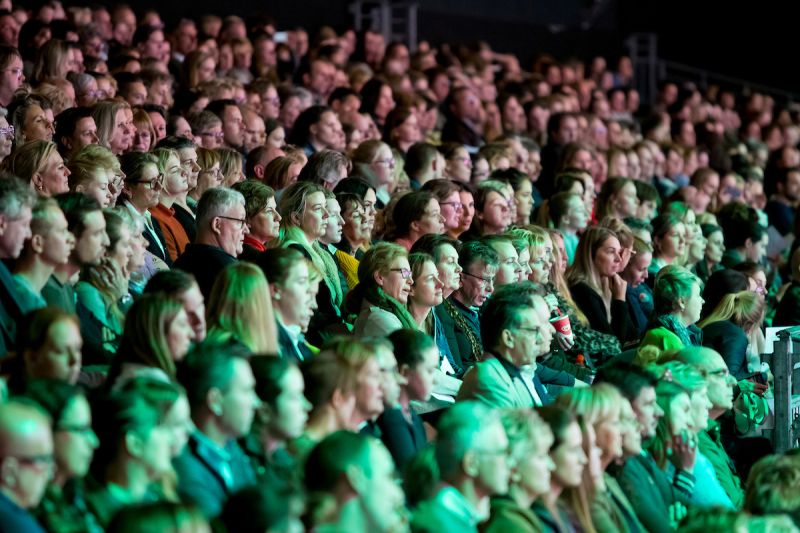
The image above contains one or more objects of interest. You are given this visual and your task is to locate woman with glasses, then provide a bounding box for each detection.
[0,109,14,163]
[24,380,102,533]
[421,179,463,240]
[347,242,417,337]
[334,192,367,288]
[119,151,170,265]
[386,190,445,251]
[439,142,472,183]
[567,226,635,345]
[278,181,348,345]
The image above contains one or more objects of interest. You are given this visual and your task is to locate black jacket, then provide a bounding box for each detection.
[702,320,750,380]
[173,244,237,300]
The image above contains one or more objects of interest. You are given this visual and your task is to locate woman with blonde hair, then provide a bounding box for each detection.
[567,226,634,344]
[217,147,245,187]
[93,100,133,155]
[8,94,55,145]
[190,147,223,204]
[205,262,279,354]
[278,181,347,344]
[180,50,217,90]
[699,291,765,380]
[67,144,116,207]
[557,384,646,532]
[263,153,305,191]
[131,107,156,152]
[482,409,554,533]
[32,39,72,84]
[2,140,70,196]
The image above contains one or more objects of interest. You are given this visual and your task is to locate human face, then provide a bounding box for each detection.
[562,195,588,232]
[360,441,408,533]
[656,222,686,260]
[54,395,98,481]
[435,243,462,297]
[196,163,223,198]
[474,421,510,496]
[613,182,638,218]
[678,282,704,326]
[458,191,475,233]
[273,260,310,327]
[162,153,189,198]
[619,399,642,455]
[37,151,70,196]
[0,116,11,158]
[704,354,736,411]
[322,197,343,244]
[266,126,285,149]
[595,411,623,462]
[471,157,490,184]
[219,359,259,438]
[376,346,406,409]
[493,241,522,286]
[403,345,439,402]
[378,256,413,304]
[265,365,311,442]
[242,115,266,153]
[23,105,54,142]
[354,357,384,422]
[668,392,693,436]
[132,123,151,152]
[594,236,622,278]
[370,144,396,190]
[215,202,249,256]
[0,205,32,259]
[686,224,706,264]
[26,319,82,384]
[73,211,108,266]
[705,231,725,264]
[167,308,193,361]
[446,148,472,183]
[39,207,75,267]
[126,163,162,210]
[109,108,132,155]
[458,260,496,307]
[298,191,329,242]
[198,123,223,149]
[516,248,532,281]
[0,55,24,100]
[529,245,550,284]
[149,112,167,141]
[107,225,133,274]
[439,191,462,232]
[77,168,112,208]
[745,233,768,263]
[414,199,445,237]
[551,422,587,488]
[69,117,99,155]
[480,191,511,234]
[689,387,712,433]
[632,386,663,439]
[139,422,173,479]
[623,251,651,288]
[514,180,534,224]
[248,196,281,244]
[7,418,53,508]
[515,428,555,497]
[342,202,369,248]
[162,395,192,457]
[508,306,546,367]
[175,284,205,342]
[310,111,344,151]
[222,105,244,148]
[410,260,444,309]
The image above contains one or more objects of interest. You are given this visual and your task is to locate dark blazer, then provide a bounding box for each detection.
[377,407,427,470]
[276,321,313,362]
[440,116,484,149]
[569,281,633,344]
[172,203,197,243]
[173,243,237,300]
[702,320,750,380]
[142,216,172,266]
[173,433,256,518]
[437,299,482,373]
[0,260,24,356]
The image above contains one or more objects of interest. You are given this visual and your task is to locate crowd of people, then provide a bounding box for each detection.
[0,1,800,532]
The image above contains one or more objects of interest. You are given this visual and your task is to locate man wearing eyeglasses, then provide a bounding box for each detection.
[457,290,551,408]
[0,401,53,533]
[174,187,248,299]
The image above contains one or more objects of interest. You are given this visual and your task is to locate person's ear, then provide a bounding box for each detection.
[31,173,44,193]
[462,449,480,477]
[398,363,411,380]
[254,164,265,179]
[124,431,145,458]
[29,234,44,254]
[308,122,319,140]
[501,328,514,349]
[269,282,281,300]
[290,210,301,226]
[744,237,754,250]
[675,297,687,312]
[330,387,352,412]
[0,213,8,236]
[207,387,224,417]
[409,219,422,235]
[211,216,223,235]
[345,463,368,494]
[373,269,385,287]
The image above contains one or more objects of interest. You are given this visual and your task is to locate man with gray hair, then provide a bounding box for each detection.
[412,401,509,532]
[174,187,248,299]
[0,400,53,532]
[0,176,35,354]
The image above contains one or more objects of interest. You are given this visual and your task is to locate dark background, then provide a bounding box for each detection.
[71,0,798,93]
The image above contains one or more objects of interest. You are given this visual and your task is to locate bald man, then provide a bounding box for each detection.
[675,347,744,509]
[0,401,53,532]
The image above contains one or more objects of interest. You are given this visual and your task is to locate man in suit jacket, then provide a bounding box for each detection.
[174,343,258,518]
[457,290,551,407]
[0,178,35,355]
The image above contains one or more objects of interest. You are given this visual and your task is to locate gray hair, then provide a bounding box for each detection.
[67,72,96,95]
[435,401,500,481]
[196,187,245,228]
[0,175,36,218]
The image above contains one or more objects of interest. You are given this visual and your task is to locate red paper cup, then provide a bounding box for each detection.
[550,315,572,336]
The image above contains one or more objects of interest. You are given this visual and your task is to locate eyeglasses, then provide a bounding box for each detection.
[219,215,248,229]
[515,326,543,338]
[440,201,463,211]
[374,158,396,167]
[84,89,108,99]
[200,131,224,139]
[463,271,494,286]
[8,453,55,469]
[2,68,22,77]
[56,423,95,436]
[0,125,13,137]
[263,96,281,106]
[128,174,164,189]
[389,268,412,279]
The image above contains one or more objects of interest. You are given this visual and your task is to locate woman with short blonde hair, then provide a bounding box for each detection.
[2,140,69,197]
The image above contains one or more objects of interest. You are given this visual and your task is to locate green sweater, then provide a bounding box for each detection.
[697,418,744,509]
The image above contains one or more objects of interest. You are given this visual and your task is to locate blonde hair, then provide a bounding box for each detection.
[566,226,619,295]
[132,108,156,151]
[217,147,244,187]
[93,100,131,150]
[545,227,589,325]
[2,140,58,185]
[67,144,116,191]
[206,262,279,353]
[697,290,765,334]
